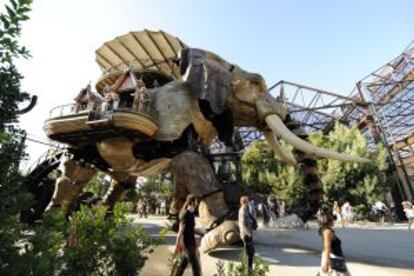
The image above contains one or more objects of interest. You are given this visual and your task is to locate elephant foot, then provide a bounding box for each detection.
[199,220,240,253]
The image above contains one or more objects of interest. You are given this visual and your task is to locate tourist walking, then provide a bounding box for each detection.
[373,200,388,225]
[239,196,255,276]
[137,199,144,218]
[278,200,286,217]
[341,202,353,226]
[175,195,201,276]
[402,201,414,230]
[160,198,167,216]
[317,211,351,276]
[333,201,344,228]
[267,195,278,221]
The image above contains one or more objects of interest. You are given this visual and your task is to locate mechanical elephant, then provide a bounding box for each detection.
[35,47,368,253]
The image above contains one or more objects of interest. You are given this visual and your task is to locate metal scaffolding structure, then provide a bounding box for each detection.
[225,42,414,202]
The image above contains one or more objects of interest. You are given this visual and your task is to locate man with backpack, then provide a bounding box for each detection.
[238,195,257,275]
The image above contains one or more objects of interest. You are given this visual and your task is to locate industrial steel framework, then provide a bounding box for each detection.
[27,40,414,204]
[231,42,414,202]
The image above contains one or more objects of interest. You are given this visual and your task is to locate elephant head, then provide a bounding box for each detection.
[179,47,369,164]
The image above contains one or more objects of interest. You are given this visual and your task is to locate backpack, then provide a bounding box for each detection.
[248,210,258,231]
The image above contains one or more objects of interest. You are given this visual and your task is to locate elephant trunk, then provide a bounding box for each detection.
[16,95,37,114]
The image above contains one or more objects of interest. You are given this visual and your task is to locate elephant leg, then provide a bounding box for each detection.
[286,116,323,221]
[170,151,239,252]
[169,175,188,216]
[300,157,323,219]
[102,174,137,209]
[46,157,96,212]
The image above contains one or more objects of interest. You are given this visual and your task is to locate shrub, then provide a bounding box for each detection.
[62,202,158,275]
[214,253,270,276]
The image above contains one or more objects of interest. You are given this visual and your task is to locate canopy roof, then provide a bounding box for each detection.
[95,30,187,80]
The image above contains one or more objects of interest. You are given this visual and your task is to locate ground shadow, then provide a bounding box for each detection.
[208,244,320,267]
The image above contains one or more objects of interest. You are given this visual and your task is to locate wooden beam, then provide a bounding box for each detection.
[116,37,146,68]
[105,42,129,66]
[145,29,175,77]
[130,32,160,71]
[95,51,115,68]
[391,132,414,150]
[160,30,181,78]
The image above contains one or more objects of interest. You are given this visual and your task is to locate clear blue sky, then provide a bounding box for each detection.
[11,0,414,164]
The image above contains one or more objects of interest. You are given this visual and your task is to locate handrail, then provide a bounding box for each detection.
[48,101,158,121]
[48,103,91,118]
[26,145,65,175]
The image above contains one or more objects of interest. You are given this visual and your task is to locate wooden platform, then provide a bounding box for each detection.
[44,110,158,144]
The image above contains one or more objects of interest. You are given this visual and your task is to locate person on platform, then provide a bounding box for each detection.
[73,84,90,112]
[133,79,150,112]
[175,195,201,276]
[102,86,119,111]
[239,195,255,276]
[317,211,350,276]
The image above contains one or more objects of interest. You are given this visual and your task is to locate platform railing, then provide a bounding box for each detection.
[48,101,157,122]
[48,103,91,118]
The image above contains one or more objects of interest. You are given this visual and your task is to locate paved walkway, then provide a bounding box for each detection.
[136,216,414,276]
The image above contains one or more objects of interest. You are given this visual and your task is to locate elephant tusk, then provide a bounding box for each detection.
[265,114,370,163]
[263,130,298,167]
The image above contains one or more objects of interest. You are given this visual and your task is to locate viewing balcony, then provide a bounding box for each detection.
[44,101,158,144]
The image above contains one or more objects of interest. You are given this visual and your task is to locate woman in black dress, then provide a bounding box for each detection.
[317,211,350,276]
[175,194,201,276]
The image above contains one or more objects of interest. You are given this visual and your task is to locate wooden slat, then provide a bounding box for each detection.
[130,32,160,71]
[145,29,176,77]
[105,42,129,65]
[391,132,414,150]
[116,37,146,68]
[95,52,114,68]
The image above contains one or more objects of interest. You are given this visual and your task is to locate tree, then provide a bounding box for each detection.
[309,122,392,215]
[0,0,37,272]
[136,176,173,212]
[242,140,307,208]
[0,0,32,130]
[0,2,160,274]
[83,172,111,199]
[62,203,158,275]
[241,122,392,216]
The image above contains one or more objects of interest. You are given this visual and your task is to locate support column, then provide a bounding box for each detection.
[356,82,407,218]
[102,174,137,209]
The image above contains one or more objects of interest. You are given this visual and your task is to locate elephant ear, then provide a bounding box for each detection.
[180,48,234,115]
[180,48,235,146]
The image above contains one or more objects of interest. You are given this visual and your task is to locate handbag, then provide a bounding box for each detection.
[330,257,347,272]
